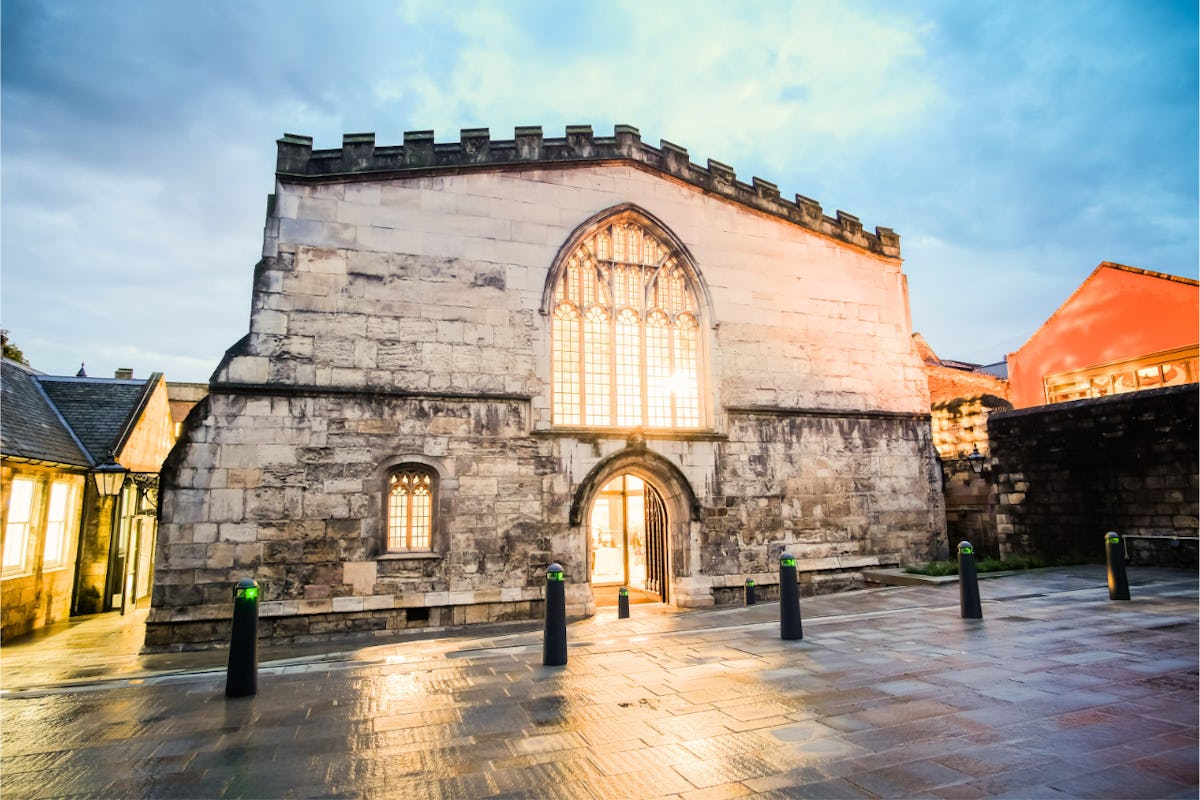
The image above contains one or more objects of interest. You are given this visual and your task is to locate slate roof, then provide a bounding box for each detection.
[1,360,89,466]
[1,359,162,468]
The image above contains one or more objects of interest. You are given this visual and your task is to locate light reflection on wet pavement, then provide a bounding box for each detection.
[2,566,1196,798]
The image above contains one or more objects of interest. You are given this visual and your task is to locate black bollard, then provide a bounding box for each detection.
[745,578,757,606]
[779,553,803,640]
[618,586,630,619]
[1105,532,1131,601]
[225,578,259,698]
[958,541,983,619]
[543,563,567,666]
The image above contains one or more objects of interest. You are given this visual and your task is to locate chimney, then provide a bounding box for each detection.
[115,368,133,380]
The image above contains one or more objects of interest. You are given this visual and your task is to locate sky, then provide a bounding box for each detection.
[2,0,1196,383]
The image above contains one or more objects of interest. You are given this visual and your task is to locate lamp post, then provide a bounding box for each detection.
[92,456,128,614]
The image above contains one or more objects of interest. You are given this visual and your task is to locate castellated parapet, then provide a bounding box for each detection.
[276,125,901,259]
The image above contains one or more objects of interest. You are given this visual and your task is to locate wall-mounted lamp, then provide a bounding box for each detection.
[93,456,128,497]
[967,444,985,475]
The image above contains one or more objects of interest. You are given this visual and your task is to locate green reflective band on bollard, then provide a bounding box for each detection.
[780,556,796,568]
[958,545,974,556]
[548,570,564,582]
[619,587,629,596]
[746,580,756,588]
[237,586,259,601]
[1105,533,1120,545]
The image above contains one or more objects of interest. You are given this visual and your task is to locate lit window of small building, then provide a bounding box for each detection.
[42,481,76,569]
[1043,346,1199,404]
[3,478,36,575]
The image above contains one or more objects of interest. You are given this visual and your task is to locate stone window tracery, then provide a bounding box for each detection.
[552,217,705,428]
[387,468,434,552]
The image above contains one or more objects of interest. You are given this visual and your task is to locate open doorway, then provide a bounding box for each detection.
[588,472,669,603]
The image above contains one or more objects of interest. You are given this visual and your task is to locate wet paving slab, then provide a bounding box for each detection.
[1,565,1196,798]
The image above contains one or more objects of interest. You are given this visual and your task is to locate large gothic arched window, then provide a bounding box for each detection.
[551,215,705,428]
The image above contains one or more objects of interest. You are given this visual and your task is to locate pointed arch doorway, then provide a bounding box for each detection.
[588,472,669,603]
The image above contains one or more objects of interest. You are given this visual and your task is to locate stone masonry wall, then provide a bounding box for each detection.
[987,384,1198,562]
[232,157,928,417]
[150,127,944,647]
[150,394,942,647]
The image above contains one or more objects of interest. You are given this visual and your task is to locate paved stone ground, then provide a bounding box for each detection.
[1,565,1196,799]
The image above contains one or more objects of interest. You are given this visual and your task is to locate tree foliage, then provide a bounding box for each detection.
[1,329,30,366]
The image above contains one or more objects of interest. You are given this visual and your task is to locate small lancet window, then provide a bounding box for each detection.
[387,469,434,552]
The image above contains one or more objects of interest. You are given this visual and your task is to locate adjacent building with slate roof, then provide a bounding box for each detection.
[1,359,174,639]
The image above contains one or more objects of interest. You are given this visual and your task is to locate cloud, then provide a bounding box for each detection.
[0,0,1194,380]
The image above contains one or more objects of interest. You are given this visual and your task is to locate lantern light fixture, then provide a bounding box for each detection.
[967,444,985,474]
[93,455,128,497]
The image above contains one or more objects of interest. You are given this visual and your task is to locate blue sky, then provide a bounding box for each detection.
[2,0,1196,382]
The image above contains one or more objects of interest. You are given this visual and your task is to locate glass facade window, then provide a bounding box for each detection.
[552,217,705,428]
[387,469,433,552]
[3,478,37,574]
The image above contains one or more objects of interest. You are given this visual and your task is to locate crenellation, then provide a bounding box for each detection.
[835,210,862,238]
[752,177,779,201]
[514,125,544,160]
[708,158,735,192]
[794,194,822,227]
[565,124,595,156]
[275,125,899,257]
[403,130,434,166]
[460,128,490,163]
[341,132,376,171]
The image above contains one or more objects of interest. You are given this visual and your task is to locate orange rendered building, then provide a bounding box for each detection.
[1007,263,1199,409]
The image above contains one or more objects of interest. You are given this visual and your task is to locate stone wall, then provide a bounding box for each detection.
[987,384,1198,562]
[149,392,943,647]
[149,127,945,648]
[941,461,999,559]
[931,394,1012,461]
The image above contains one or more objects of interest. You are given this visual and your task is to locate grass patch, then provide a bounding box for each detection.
[904,554,1075,576]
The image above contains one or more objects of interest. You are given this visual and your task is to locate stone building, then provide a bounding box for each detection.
[148,125,946,647]
[2,361,173,639]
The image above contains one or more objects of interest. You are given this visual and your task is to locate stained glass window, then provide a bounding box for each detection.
[552,217,704,428]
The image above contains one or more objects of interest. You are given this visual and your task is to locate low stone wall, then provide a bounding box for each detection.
[987,385,1198,563]
[145,600,546,650]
